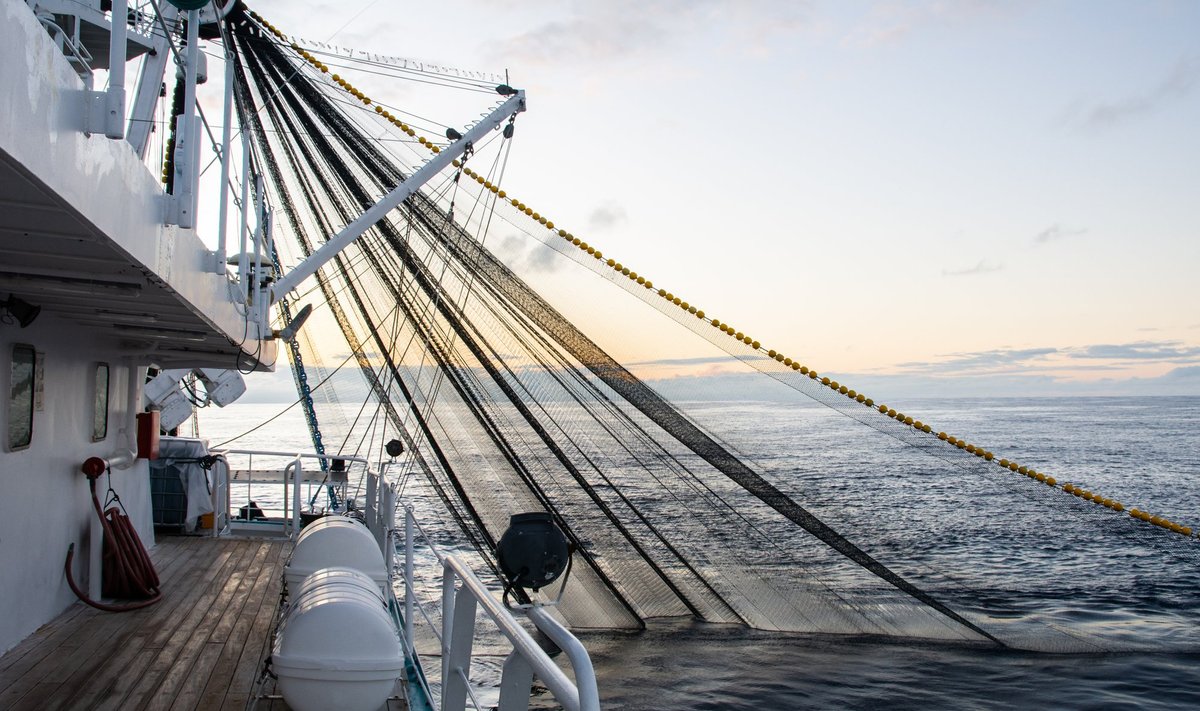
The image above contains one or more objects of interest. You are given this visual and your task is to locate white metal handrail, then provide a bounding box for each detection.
[205,453,599,711]
[395,502,601,711]
[439,556,600,711]
[214,449,376,538]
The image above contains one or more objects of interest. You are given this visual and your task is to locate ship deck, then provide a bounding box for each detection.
[0,535,297,710]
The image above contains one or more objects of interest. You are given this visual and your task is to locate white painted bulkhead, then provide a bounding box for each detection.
[0,312,154,656]
[0,0,275,656]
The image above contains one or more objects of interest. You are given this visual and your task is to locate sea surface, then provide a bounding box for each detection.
[198,396,1200,710]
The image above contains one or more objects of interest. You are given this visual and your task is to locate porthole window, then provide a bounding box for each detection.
[93,363,110,442]
[8,344,35,451]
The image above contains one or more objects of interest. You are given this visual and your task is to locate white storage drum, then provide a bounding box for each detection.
[273,566,404,711]
[284,517,388,595]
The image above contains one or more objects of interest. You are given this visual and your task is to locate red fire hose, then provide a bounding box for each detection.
[64,457,162,612]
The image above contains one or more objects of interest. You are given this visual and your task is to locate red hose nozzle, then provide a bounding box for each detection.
[81,457,108,479]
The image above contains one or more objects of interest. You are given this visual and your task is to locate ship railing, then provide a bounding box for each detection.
[125,0,160,37]
[34,12,93,81]
[390,495,600,711]
[209,449,375,540]
[202,455,599,710]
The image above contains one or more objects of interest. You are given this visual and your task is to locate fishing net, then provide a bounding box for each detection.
[221,7,1200,653]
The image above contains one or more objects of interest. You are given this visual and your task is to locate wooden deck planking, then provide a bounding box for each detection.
[196,542,286,711]
[2,537,229,710]
[130,541,256,711]
[216,542,290,711]
[1,608,133,708]
[87,541,234,711]
[0,523,200,683]
[115,543,248,711]
[222,545,288,705]
[10,612,139,711]
[0,535,292,711]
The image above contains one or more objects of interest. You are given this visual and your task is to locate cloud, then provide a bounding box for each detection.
[1033,224,1087,245]
[645,364,1200,401]
[896,347,1058,375]
[1159,365,1200,383]
[1066,341,1200,363]
[891,341,1200,379]
[628,355,767,367]
[484,1,812,66]
[1074,56,1200,129]
[488,16,664,67]
[587,203,628,231]
[491,233,564,274]
[844,0,1020,48]
[942,259,1002,277]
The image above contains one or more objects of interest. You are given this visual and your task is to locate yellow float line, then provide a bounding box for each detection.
[250,9,1197,541]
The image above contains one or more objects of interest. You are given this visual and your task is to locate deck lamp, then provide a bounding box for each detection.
[0,294,40,328]
[497,512,571,595]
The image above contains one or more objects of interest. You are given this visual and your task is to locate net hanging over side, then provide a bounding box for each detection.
[223,7,1199,653]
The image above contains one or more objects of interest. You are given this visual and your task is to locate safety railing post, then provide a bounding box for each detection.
[277,453,290,529]
[215,46,234,272]
[250,174,264,311]
[382,484,395,569]
[237,143,250,292]
[441,563,456,693]
[209,457,222,538]
[172,10,200,228]
[291,456,302,537]
[441,563,477,711]
[404,505,414,659]
[497,651,535,711]
[104,0,127,139]
[365,472,377,538]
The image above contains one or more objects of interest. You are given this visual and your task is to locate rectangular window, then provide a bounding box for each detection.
[8,344,35,451]
[93,363,110,442]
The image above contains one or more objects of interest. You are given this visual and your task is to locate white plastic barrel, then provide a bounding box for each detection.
[284,516,388,594]
[273,566,403,711]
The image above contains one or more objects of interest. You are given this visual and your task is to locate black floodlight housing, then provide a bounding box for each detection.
[0,295,40,328]
[497,512,569,593]
[385,439,404,458]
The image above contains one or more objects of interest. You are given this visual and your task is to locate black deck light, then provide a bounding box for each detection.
[497,512,570,595]
[385,439,404,458]
[0,295,40,328]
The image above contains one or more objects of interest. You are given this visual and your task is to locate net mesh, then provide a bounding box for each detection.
[223,9,1200,652]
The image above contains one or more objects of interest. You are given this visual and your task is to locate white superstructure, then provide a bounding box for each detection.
[0,0,275,655]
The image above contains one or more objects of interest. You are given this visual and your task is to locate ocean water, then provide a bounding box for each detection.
[198,396,1200,709]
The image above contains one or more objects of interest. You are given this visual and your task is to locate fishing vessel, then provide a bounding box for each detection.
[0,1,596,708]
[2,1,1198,709]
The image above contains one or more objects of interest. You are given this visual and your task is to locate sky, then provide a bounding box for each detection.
[241,0,1200,399]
